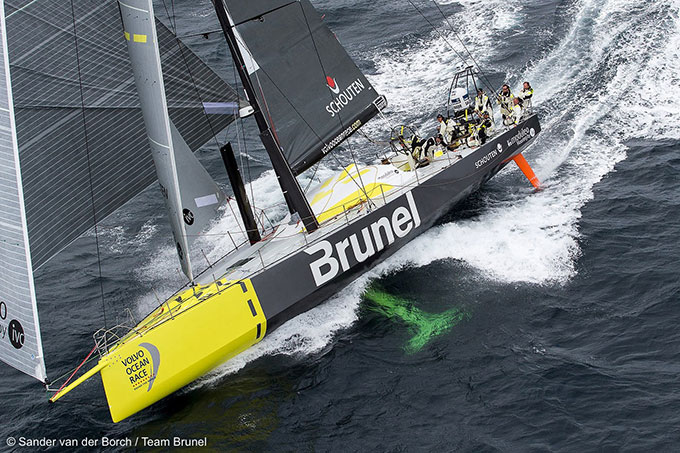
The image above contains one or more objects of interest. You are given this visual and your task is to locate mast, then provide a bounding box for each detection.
[211,0,320,233]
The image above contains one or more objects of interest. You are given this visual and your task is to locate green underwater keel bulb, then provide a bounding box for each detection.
[363,288,470,353]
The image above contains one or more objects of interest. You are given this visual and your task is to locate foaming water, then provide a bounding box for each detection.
[367,0,680,285]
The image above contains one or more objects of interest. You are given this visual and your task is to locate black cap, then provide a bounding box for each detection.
[437,114,444,119]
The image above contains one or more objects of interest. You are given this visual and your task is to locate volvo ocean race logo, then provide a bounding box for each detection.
[325,77,368,118]
[305,192,421,286]
[122,342,160,392]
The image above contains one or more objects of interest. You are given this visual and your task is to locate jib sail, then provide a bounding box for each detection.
[223,0,387,175]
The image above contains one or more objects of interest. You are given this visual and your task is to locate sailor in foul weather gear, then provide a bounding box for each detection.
[422,136,438,162]
[476,111,494,144]
[519,81,534,113]
[474,88,492,115]
[498,84,514,126]
[511,97,523,126]
[436,114,455,144]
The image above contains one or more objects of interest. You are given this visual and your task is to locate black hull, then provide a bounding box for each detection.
[252,115,541,332]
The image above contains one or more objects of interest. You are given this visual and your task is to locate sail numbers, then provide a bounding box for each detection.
[0,300,6,320]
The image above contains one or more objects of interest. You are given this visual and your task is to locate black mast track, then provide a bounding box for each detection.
[220,142,262,245]
[211,0,320,233]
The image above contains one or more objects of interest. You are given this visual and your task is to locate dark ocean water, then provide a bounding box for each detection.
[1,0,679,451]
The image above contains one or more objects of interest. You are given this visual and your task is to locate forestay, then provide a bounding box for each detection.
[224,0,387,175]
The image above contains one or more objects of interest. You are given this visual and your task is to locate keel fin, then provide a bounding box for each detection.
[512,153,541,189]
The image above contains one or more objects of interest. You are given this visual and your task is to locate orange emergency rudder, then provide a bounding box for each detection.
[512,153,541,188]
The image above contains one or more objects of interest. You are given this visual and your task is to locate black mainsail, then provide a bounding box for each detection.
[223,0,386,175]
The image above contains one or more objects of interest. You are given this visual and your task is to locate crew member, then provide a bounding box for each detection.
[436,114,454,144]
[519,82,534,112]
[476,111,494,144]
[511,97,523,126]
[410,133,426,161]
[422,136,437,162]
[474,88,492,115]
[497,84,514,126]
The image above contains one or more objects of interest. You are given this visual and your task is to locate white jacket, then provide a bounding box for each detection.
[519,88,534,111]
[475,94,491,114]
[511,104,523,125]
[438,119,454,143]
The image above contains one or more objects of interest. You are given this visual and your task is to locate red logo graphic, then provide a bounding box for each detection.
[326,76,340,94]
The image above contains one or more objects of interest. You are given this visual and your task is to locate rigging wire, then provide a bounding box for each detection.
[405,0,471,72]
[405,0,498,97]
[160,0,230,162]
[430,0,498,94]
[231,56,257,213]
[298,2,374,206]
[69,0,108,331]
[303,161,322,194]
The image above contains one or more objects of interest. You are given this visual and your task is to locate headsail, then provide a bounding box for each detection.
[223,0,387,175]
[0,0,45,381]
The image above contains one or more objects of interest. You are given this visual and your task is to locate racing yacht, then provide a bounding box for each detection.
[0,0,541,422]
